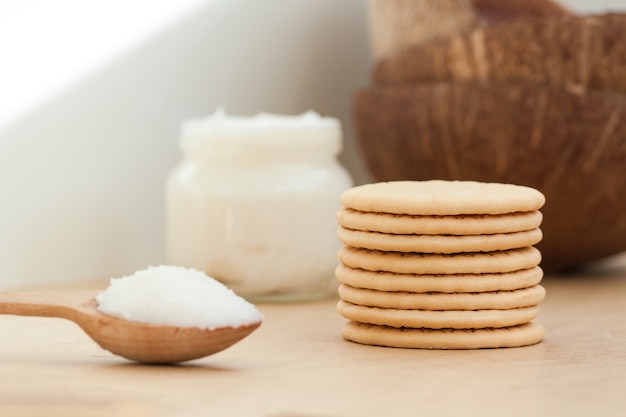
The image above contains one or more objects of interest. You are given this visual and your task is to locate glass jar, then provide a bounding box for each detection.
[166,110,353,301]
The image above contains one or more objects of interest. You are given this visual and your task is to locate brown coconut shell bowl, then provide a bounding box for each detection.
[354,7,626,272]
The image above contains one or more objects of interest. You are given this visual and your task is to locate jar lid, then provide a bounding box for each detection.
[179,109,342,154]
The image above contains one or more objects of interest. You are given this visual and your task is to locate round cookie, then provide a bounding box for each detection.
[340,180,546,216]
[337,208,543,235]
[336,300,539,329]
[335,264,544,293]
[338,284,546,311]
[338,246,542,275]
[342,321,545,349]
[337,227,542,253]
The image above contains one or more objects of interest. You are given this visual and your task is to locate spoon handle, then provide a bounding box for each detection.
[0,291,94,320]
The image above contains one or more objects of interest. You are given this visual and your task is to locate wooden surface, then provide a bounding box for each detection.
[1,256,626,417]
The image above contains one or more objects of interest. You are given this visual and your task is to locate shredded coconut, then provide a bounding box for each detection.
[96,265,263,330]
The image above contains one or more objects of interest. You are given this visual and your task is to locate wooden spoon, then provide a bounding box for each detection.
[0,290,261,363]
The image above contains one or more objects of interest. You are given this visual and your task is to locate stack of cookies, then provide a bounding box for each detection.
[335,180,546,349]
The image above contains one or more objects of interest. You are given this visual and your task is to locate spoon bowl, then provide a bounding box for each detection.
[0,290,261,363]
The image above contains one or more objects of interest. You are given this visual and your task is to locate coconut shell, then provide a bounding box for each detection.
[352,83,626,271]
[373,14,626,94]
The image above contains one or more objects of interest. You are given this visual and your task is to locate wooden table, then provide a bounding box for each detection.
[1,256,626,417]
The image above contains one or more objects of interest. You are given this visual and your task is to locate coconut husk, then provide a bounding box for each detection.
[470,0,572,23]
[374,14,626,94]
[352,83,626,271]
[368,0,484,61]
[368,0,572,61]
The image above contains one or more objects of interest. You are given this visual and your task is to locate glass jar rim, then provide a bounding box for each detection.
[179,109,342,154]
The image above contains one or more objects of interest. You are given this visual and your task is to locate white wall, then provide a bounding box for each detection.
[0,0,371,288]
[562,0,626,13]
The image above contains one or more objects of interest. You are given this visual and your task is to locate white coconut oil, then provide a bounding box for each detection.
[96,265,262,330]
[166,110,353,301]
